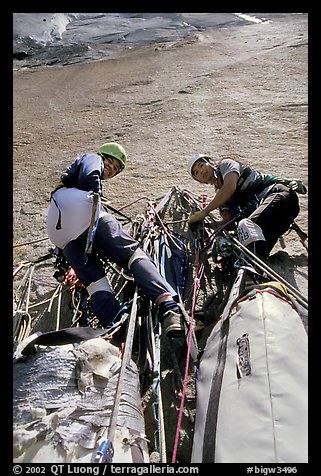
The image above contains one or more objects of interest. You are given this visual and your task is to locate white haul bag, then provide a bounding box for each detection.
[191,281,308,463]
[13,333,150,464]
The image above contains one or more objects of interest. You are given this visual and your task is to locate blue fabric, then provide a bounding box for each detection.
[158,300,181,319]
[159,234,188,298]
[63,214,177,324]
[61,153,104,194]
[63,232,122,327]
[91,290,121,327]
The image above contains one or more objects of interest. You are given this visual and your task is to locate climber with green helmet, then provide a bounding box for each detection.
[98,142,127,176]
[46,142,186,336]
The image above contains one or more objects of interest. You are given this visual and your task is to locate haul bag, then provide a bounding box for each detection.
[191,282,308,463]
[13,335,149,463]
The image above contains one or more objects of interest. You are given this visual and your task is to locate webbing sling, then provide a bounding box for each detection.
[84,192,100,257]
[202,267,245,462]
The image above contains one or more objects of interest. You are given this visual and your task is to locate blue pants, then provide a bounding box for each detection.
[63,213,174,326]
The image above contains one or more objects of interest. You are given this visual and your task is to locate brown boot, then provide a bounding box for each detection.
[163,311,205,338]
[163,311,186,338]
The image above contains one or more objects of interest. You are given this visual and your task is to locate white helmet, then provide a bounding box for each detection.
[187,154,212,179]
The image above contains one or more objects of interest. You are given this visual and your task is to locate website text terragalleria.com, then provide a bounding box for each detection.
[48,465,199,475]
[110,467,198,474]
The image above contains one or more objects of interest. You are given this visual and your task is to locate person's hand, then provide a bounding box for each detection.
[188,209,207,224]
[219,208,232,223]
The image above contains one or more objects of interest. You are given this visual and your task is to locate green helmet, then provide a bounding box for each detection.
[97,142,127,173]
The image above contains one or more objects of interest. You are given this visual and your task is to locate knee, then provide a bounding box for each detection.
[128,247,150,269]
[86,276,113,296]
[237,218,266,246]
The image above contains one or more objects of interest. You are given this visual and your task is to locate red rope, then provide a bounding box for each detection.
[171,248,202,463]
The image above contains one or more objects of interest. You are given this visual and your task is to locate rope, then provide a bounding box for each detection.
[13,261,31,278]
[27,286,69,309]
[227,234,308,309]
[201,216,308,309]
[13,264,36,342]
[13,310,32,342]
[13,237,50,248]
[116,195,150,212]
[152,320,167,463]
[47,283,63,313]
[95,286,139,463]
[55,287,63,331]
[171,246,201,463]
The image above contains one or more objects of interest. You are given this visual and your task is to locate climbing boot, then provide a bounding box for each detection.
[163,311,186,338]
